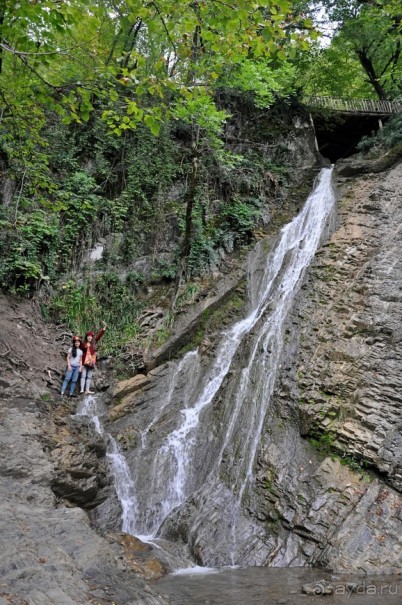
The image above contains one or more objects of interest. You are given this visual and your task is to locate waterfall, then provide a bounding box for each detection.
[76,395,104,435]
[90,168,336,565]
[76,395,138,534]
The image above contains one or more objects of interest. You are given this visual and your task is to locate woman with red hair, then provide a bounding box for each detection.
[80,321,107,394]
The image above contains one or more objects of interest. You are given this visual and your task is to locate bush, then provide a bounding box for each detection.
[358,113,402,152]
[0,209,59,292]
[46,272,145,354]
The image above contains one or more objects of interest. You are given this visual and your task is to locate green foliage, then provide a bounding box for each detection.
[220,196,261,242]
[187,232,218,276]
[1,0,309,138]
[46,272,145,354]
[339,453,366,473]
[357,113,402,152]
[308,431,337,456]
[151,259,178,282]
[298,40,374,99]
[1,0,308,300]
[0,100,57,202]
[152,325,172,348]
[308,430,371,478]
[177,282,200,307]
[0,209,59,292]
[223,60,297,108]
[172,94,230,143]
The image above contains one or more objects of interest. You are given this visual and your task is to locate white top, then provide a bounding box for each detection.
[68,347,83,367]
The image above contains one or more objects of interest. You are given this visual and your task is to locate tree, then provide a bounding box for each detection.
[297,39,374,98]
[302,0,402,100]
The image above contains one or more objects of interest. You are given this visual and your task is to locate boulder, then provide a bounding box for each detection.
[109,533,169,580]
[302,580,334,595]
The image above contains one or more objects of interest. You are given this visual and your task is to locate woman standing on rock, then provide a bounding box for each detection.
[79,322,107,394]
[61,336,83,397]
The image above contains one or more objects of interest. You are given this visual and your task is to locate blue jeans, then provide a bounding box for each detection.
[61,366,80,395]
[80,366,94,392]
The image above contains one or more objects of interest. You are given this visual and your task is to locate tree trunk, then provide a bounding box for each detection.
[121,19,143,70]
[357,49,388,100]
[169,152,199,313]
[169,16,202,314]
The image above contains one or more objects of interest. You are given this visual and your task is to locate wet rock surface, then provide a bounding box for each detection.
[336,145,402,176]
[302,579,334,595]
[249,160,402,572]
[294,162,402,492]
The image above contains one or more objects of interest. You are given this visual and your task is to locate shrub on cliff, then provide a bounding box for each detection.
[358,113,402,153]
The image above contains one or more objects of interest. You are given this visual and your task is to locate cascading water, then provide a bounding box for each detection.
[90,168,337,566]
[76,396,139,534]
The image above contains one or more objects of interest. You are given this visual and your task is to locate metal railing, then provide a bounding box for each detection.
[305,96,402,115]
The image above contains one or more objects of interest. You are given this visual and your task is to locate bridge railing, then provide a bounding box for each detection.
[305,96,402,115]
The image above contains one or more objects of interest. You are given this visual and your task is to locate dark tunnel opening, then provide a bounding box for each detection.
[311,112,388,163]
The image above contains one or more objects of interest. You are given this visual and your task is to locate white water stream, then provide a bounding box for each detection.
[76,395,138,533]
[77,168,336,564]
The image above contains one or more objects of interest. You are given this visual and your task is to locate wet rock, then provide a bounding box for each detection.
[139,307,165,330]
[247,160,402,573]
[0,397,167,605]
[0,377,12,389]
[144,270,246,371]
[132,160,402,573]
[294,163,402,492]
[51,473,105,507]
[302,579,334,595]
[109,533,169,580]
[336,145,402,176]
[109,388,148,421]
[198,337,212,355]
[44,415,109,509]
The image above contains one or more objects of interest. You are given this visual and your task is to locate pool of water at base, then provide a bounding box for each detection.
[153,567,401,605]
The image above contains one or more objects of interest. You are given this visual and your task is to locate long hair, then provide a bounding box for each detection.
[71,336,81,357]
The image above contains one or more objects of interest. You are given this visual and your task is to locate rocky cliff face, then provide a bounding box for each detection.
[250,158,402,571]
[298,160,402,490]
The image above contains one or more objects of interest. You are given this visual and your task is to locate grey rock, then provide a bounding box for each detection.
[302,579,334,595]
[0,393,167,604]
[336,146,402,176]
